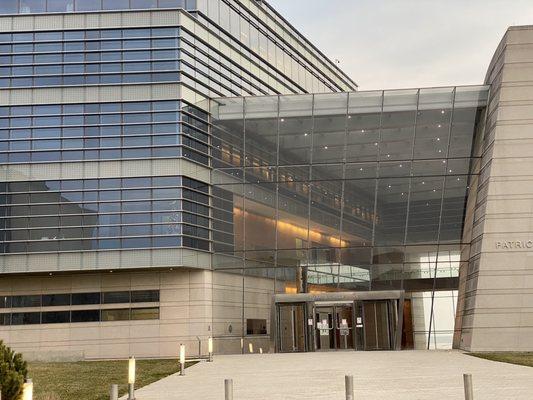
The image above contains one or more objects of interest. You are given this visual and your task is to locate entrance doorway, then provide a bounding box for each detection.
[315,304,354,350]
[273,291,403,353]
[277,303,306,352]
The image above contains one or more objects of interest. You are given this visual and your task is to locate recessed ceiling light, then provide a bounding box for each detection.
[324,146,328,149]
[280,118,285,122]
[436,137,440,141]
[441,110,445,114]
[438,124,442,128]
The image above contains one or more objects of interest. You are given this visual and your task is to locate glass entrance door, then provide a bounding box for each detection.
[315,304,354,350]
[315,307,334,350]
[277,303,306,352]
[335,305,354,350]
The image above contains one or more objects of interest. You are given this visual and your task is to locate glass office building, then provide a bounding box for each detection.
[0,0,520,358]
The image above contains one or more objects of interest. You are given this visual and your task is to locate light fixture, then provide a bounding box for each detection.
[422,181,425,185]
[179,344,186,376]
[208,337,213,362]
[438,124,442,128]
[399,164,403,168]
[248,343,254,353]
[436,137,440,141]
[280,118,285,122]
[441,110,445,114]
[361,129,365,133]
[324,146,328,149]
[128,357,136,400]
[304,133,308,136]
[22,379,33,400]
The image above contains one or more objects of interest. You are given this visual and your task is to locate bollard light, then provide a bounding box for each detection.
[259,347,263,354]
[128,357,136,384]
[127,356,136,400]
[179,344,186,376]
[208,337,213,362]
[22,379,33,400]
[248,343,254,354]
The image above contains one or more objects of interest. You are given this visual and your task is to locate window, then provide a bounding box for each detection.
[47,0,74,12]
[0,313,10,326]
[72,292,101,305]
[101,308,130,321]
[11,295,41,308]
[131,307,159,320]
[0,296,11,308]
[42,294,71,307]
[71,309,100,322]
[246,319,267,335]
[75,0,101,11]
[131,290,160,303]
[20,0,46,13]
[102,291,130,304]
[41,311,70,324]
[0,0,18,13]
[11,312,40,325]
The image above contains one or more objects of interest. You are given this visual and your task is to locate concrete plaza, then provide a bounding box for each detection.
[130,351,533,399]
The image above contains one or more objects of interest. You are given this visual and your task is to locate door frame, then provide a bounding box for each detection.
[272,290,405,352]
[275,302,308,353]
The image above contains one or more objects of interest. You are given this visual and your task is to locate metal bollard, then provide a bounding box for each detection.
[345,375,354,400]
[109,384,118,400]
[225,379,233,400]
[463,374,473,400]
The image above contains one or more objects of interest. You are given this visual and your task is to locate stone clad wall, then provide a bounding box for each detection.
[458,26,533,351]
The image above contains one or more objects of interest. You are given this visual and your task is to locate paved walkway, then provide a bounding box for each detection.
[130,351,533,399]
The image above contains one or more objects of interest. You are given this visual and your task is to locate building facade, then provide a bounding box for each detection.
[0,1,530,359]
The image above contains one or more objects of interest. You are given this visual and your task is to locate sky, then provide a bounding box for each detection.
[267,0,533,90]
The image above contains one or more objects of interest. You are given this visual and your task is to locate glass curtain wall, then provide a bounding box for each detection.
[210,86,489,347]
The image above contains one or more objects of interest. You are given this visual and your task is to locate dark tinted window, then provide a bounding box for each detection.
[246,319,267,335]
[41,311,70,324]
[131,290,159,303]
[0,296,11,308]
[72,292,101,305]
[102,291,130,304]
[71,309,100,322]
[11,295,41,308]
[42,294,71,307]
[11,312,40,325]
[0,313,10,326]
